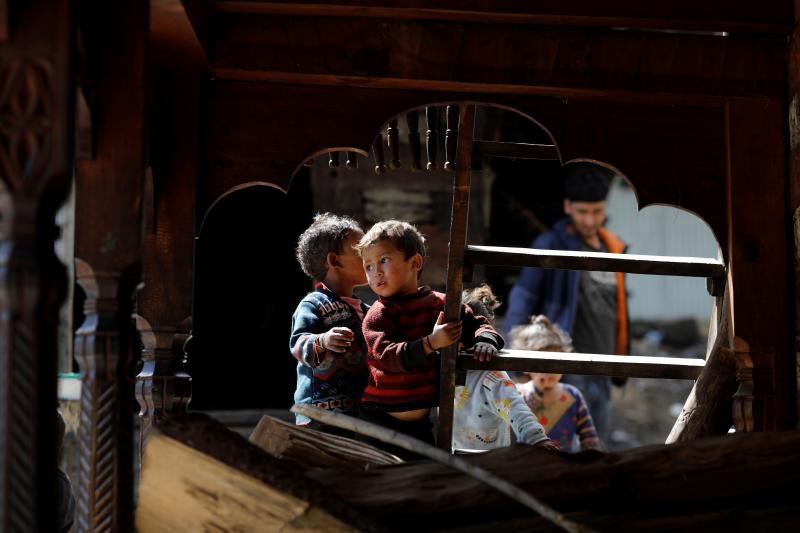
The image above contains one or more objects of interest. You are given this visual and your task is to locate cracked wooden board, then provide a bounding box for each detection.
[137,431,357,532]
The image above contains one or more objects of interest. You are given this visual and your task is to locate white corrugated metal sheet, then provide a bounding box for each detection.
[605,177,720,321]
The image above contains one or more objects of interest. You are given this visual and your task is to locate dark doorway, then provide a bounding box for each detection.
[190,170,313,409]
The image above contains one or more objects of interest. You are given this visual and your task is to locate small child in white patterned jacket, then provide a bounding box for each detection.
[452,285,557,452]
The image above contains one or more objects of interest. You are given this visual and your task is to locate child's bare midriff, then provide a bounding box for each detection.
[388,408,430,421]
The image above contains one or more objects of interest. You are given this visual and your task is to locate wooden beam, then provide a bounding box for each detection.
[458,350,705,380]
[212,69,744,108]
[466,245,725,278]
[438,104,475,451]
[209,1,793,34]
[308,429,800,530]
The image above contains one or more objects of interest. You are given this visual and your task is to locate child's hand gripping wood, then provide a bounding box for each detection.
[425,311,462,353]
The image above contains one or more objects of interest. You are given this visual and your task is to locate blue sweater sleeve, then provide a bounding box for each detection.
[289,300,328,368]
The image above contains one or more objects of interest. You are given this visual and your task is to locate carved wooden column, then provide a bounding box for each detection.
[73,262,138,532]
[72,2,147,530]
[134,317,191,446]
[0,1,74,530]
[134,12,203,447]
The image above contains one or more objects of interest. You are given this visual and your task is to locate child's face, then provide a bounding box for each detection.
[529,373,562,391]
[337,232,368,286]
[361,239,421,298]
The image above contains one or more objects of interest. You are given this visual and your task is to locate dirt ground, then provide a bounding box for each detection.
[607,332,705,450]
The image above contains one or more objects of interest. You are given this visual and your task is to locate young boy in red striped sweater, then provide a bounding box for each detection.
[355,220,503,451]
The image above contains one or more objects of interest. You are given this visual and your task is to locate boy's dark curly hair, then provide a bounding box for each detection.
[295,213,363,281]
[355,220,426,260]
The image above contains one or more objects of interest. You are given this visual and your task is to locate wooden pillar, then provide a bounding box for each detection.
[787,24,800,428]
[0,1,74,530]
[134,15,203,446]
[72,1,147,530]
[438,104,475,450]
[726,99,795,430]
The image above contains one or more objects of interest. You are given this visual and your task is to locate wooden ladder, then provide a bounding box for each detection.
[437,103,724,450]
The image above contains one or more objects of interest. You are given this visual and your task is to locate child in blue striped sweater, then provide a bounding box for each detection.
[289,213,369,430]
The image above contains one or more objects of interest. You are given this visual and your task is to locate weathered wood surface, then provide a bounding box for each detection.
[308,430,800,531]
[137,414,382,532]
[438,104,474,450]
[294,404,584,533]
[459,350,704,380]
[466,245,724,278]
[209,1,794,33]
[0,1,73,530]
[248,415,402,470]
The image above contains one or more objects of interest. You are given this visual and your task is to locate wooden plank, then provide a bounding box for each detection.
[212,69,739,107]
[209,1,794,34]
[458,349,705,380]
[438,104,475,451]
[137,432,357,532]
[248,415,403,470]
[473,140,559,161]
[466,245,725,278]
[308,429,800,530]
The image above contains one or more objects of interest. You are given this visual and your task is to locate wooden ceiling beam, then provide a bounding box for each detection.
[210,1,794,34]
[209,16,787,102]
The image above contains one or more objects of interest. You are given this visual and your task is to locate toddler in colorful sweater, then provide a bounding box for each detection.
[512,315,600,452]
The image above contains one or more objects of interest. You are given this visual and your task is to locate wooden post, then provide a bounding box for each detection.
[787,24,800,428]
[135,14,204,449]
[72,1,147,529]
[726,99,794,429]
[0,1,73,530]
[437,104,475,450]
[406,110,422,171]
